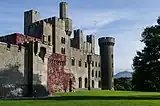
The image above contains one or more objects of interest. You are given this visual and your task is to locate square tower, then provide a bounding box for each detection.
[24,10,40,34]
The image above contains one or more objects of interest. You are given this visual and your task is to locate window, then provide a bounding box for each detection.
[39,47,46,63]
[98,62,100,67]
[18,44,22,51]
[111,54,113,58]
[79,60,82,67]
[85,62,87,68]
[7,43,11,50]
[99,71,101,77]
[95,71,98,78]
[61,47,65,54]
[92,70,94,77]
[48,35,51,45]
[78,77,82,88]
[71,57,75,66]
[61,37,65,44]
[92,80,94,88]
[95,62,97,67]
[92,61,94,67]
[85,78,88,88]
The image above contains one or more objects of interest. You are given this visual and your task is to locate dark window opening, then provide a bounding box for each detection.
[92,80,94,88]
[92,61,94,67]
[95,71,98,78]
[111,54,113,58]
[38,47,46,62]
[61,47,65,54]
[71,57,75,66]
[85,62,87,68]
[95,62,97,67]
[34,41,38,55]
[61,37,65,44]
[79,60,82,67]
[78,77,82,88]
[48,35,51,45]
[85,78,88,88]
[92,70,94,77]
[18,44,22,51]
[98,62,100,67]
[99,71,101,77]
[7,44,11,50]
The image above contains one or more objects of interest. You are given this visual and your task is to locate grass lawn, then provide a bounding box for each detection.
[1,90,160,106]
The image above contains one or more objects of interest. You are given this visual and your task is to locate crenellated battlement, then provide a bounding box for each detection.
[98,37,115,46]
[0,41,25,53]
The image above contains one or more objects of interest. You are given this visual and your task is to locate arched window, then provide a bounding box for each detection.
[79,59,82,67]
[18,44,22,51]
[95,71,98,78]
[78,77,82,88]
[92,61,94,67]
[99,71,101,77]
[92,70,94,77]
[71,57,75,66]
[85,78,88,88]
[85,62,87,68]
[48,35,51,45]
[61,47,65,54]
[92,80,94,88]
[39,47,46,62]
[95,62,97,67]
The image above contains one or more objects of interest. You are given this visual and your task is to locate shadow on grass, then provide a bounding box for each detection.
[1,95,160,100]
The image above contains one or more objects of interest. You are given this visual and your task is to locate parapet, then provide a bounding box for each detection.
[98,37,115,46]
[24,9,40,15]
[43,17,65,30]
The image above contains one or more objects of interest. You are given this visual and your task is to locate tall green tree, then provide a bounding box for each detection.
[132,17,160,92]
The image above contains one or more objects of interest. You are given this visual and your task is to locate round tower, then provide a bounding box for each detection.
[59,2,72,36]
[60,2,68,19]
[98,37,115,90]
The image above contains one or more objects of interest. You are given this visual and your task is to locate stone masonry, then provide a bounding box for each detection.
[0,2,115,95]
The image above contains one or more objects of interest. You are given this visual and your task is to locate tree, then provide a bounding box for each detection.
[132,17,160,92]
[114,78,132,91]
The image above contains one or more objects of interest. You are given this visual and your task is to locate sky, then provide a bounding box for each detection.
[0,0,160,74]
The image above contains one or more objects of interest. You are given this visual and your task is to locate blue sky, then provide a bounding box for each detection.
[0,0,160,74]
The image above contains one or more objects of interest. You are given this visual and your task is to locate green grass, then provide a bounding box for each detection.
[1,90,160,106]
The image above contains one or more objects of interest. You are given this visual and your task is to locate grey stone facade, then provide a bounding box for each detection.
[23,2,101,89]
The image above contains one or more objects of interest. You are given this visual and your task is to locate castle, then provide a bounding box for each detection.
[0,2,115,96]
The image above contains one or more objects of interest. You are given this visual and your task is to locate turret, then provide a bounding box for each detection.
[24,10,40,35]
[98,37,115,90]
[59,2,68,19]
[59,2,72,36]
[87,35,95,53]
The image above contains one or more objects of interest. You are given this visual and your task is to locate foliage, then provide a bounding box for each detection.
[1,91,160,106]
[114,78,132,91]
[132,17,160,92]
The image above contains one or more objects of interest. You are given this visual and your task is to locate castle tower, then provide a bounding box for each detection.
[73,29,84,49]
[60,2,68,19]
[87,35,95,53]
[59,2,72,36]
[24,10,40,34]
[98,37,115,90]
